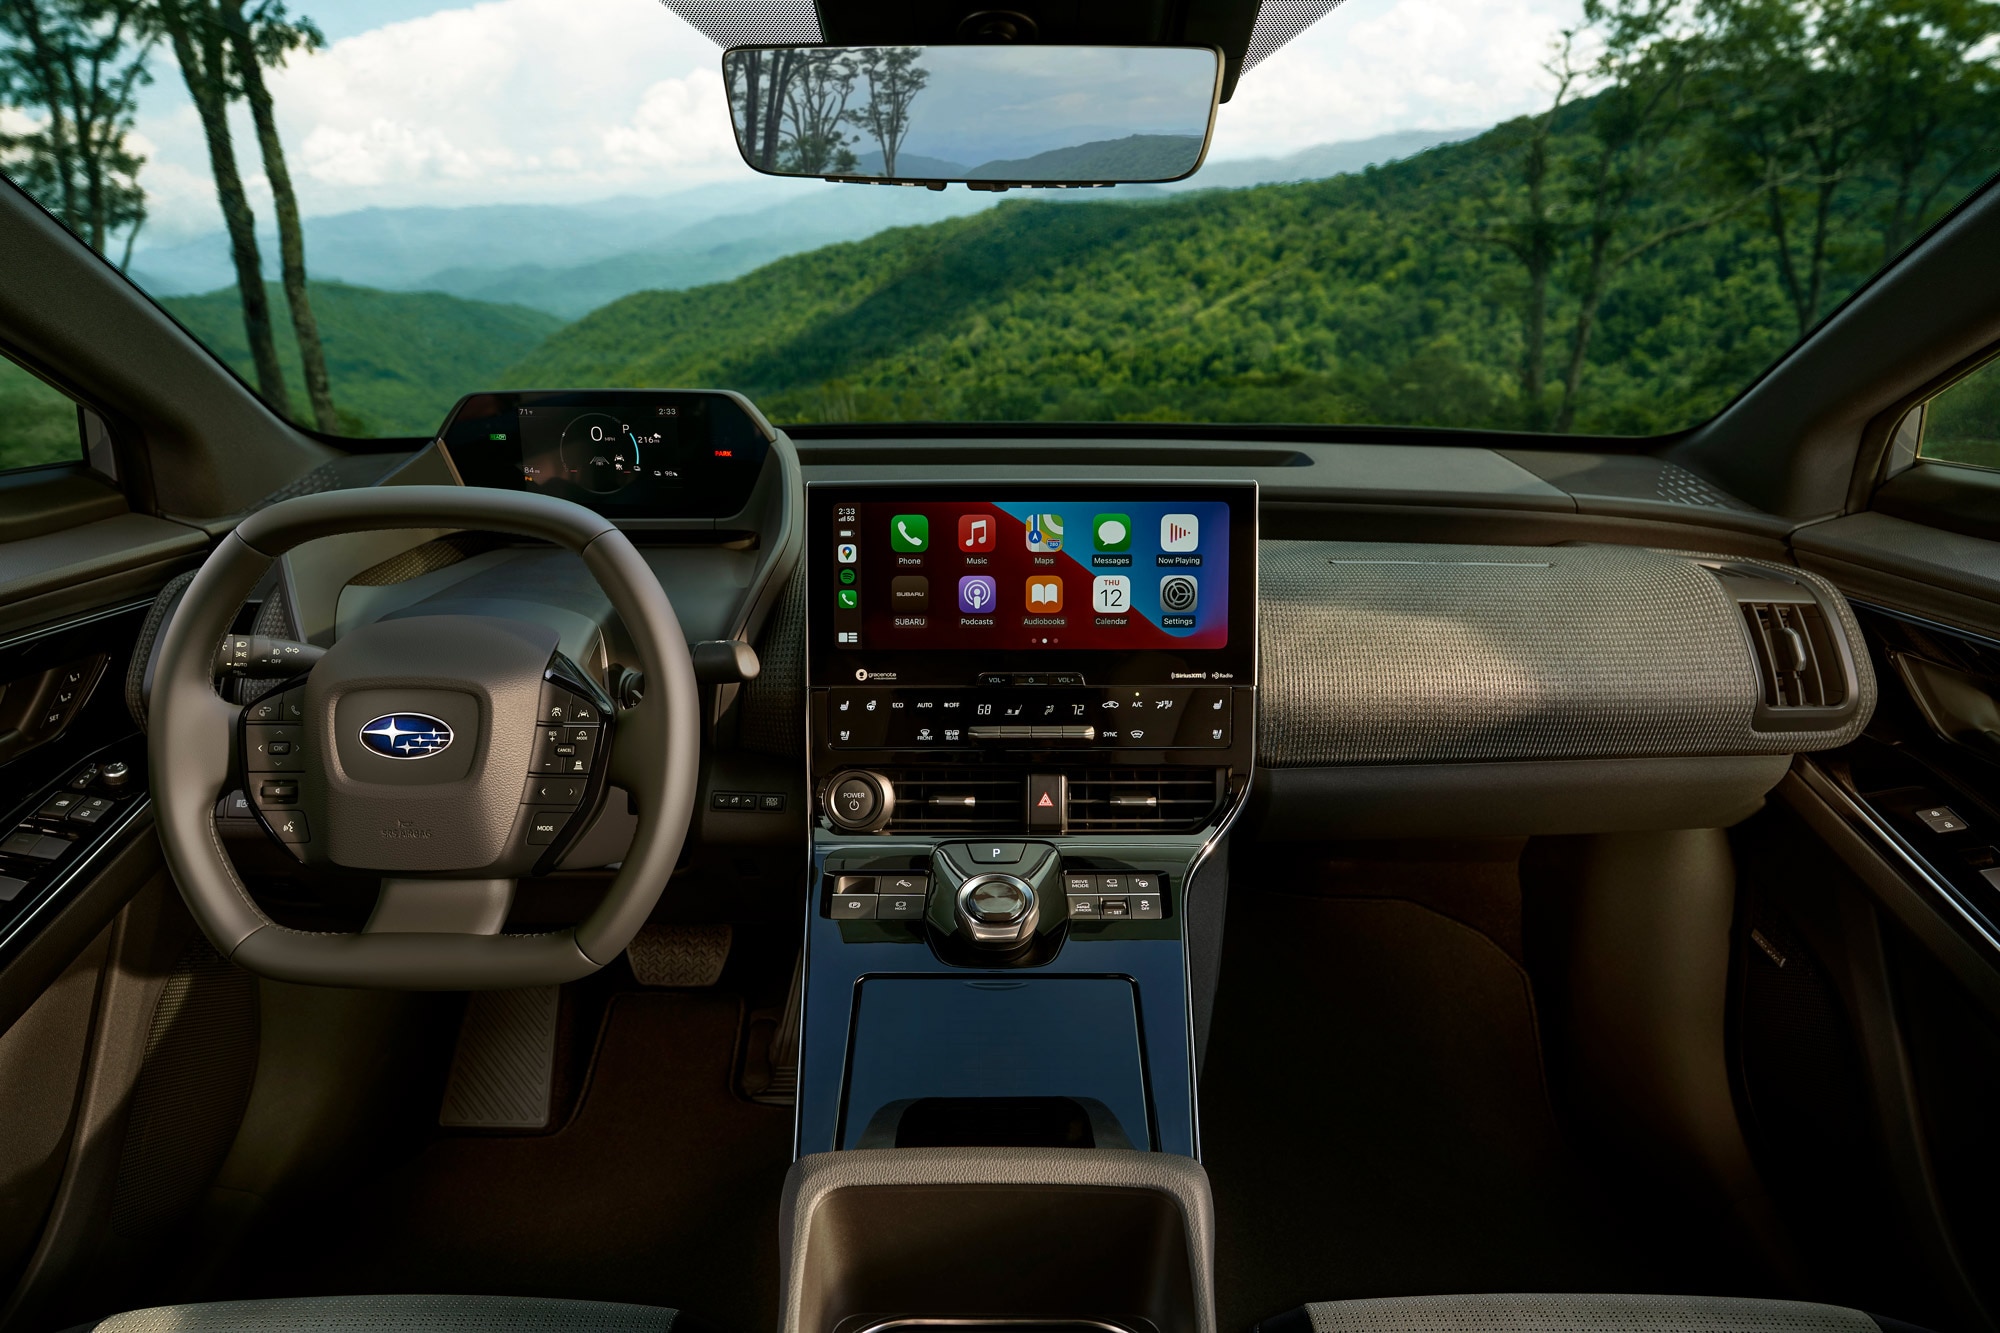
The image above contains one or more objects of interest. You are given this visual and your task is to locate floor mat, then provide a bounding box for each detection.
[1201,892,1665,1331]
[237,991,793,1333]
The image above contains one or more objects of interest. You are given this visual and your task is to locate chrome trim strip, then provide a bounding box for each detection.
[0,595,155,655]
[1796,758,2000,958]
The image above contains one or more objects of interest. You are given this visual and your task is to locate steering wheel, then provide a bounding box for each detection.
[147,486,699,989]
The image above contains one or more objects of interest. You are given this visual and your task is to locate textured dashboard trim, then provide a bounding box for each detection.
[1258,541,1873,767]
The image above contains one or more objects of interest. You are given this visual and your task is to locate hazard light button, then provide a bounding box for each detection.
[1026,773,1068,834]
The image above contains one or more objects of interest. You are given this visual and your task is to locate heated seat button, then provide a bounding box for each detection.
[1915,806,1969,834]
[68,797,114,826]
[965,842,1026,864]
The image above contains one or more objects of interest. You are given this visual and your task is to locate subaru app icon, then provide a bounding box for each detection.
[359,713,454,759]
[958,575,998,614]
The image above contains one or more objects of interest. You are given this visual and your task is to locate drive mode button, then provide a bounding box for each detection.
[965,842,1026,864]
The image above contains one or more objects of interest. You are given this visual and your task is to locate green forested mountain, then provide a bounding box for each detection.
[164,282,563,436]
[504,120,1991,434]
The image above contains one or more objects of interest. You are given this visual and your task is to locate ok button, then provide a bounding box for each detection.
[966,842,1026,864]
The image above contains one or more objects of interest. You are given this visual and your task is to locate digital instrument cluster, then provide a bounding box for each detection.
[435,389,771,520]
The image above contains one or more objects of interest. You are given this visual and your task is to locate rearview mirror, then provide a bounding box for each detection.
[722,45,1222,188]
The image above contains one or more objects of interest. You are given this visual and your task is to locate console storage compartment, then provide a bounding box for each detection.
[779,1148,1216,1333]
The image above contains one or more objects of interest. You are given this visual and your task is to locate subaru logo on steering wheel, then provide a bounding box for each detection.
[359,713,454,759]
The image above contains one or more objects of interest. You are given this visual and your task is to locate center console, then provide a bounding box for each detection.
[798,482,1257,1159]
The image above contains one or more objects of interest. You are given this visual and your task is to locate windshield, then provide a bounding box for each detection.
[3,0,1996,439]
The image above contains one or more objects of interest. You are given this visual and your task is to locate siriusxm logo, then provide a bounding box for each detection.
[359,713,454,759]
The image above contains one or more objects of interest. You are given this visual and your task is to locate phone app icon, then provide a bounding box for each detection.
[836,543,858,563]
[891,514,929,552]
[1093,514,1131,551]
[1160,573,1199,613]
[959,513,996,552]
[958,575,997,613]
[1092,575,1131,613]
[1026,576,1064,612]
[1160,514,1199,551]
[836,589,859,609]
[1026,513,1064,552]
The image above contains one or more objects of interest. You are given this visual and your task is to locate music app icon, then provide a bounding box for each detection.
[958,513,996,552]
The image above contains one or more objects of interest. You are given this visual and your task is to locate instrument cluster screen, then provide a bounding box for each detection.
[832,500,1230,652]
[437,390,770,520]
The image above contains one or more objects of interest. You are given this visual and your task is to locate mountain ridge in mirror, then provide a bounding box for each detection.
[723,45,1221,187]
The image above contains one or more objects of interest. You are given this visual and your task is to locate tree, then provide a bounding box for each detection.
[1848,0,2000,260]
[1455,39,1579,428]
[156,0,289,414]
[783,48,858,174]
[0,0,155,263]
[843,46,927,178]
[1699,0,1880,334]
[725,47,806,172]
[222,0,336,431]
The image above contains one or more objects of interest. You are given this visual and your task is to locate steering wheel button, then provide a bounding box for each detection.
[270,812,309,843]
[526,810,565,845]
[528,778,585,806]
[246,698,282,722]
[258,782,299,804]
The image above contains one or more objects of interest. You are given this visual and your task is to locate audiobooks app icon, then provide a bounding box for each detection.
[1025,576,1064,612]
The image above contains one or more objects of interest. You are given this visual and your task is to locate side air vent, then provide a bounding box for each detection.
[1068,769,1223,833]
[881,769,1026,833]
[1742,602,1847,709]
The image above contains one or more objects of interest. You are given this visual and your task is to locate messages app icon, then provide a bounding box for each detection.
[1093,514,1130,551]
[891,514,929,552]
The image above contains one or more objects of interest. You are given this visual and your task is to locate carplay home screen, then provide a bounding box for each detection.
[833,500,1230,651]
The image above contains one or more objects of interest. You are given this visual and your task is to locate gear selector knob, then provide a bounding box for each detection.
[955,873,1038,947]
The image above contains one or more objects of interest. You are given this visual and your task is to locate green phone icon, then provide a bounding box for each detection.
[890,514,929,552]
[1093,513,1131,551]
[837,589,859,609]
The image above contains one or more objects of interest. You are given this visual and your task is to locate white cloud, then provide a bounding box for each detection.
[122,0,1585,242]
[132,0,746,238]
[1212,0,1585,158]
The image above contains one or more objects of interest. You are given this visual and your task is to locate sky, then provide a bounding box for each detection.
[116,0,1584,247]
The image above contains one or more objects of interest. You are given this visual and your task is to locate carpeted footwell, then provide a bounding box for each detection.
[1201,891,1675,1331]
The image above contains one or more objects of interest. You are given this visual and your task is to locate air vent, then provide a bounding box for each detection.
[1742,602,1847,708]
[1069,769,1223,833]
[881,768,1026,833]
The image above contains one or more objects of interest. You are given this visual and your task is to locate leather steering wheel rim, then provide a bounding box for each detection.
[148,485,701,989]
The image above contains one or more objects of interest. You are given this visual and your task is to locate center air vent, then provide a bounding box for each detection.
[881,769,1026,833]
[1742,602,1846,709]
[1069,769,1223,832]
[875,768,1225,834]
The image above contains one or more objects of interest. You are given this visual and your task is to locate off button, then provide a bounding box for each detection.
[833,779,878,823]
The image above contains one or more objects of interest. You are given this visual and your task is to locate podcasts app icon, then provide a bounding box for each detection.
[957,575,997,614]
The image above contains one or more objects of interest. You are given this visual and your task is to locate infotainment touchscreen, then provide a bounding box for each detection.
[808,483,1256,689]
